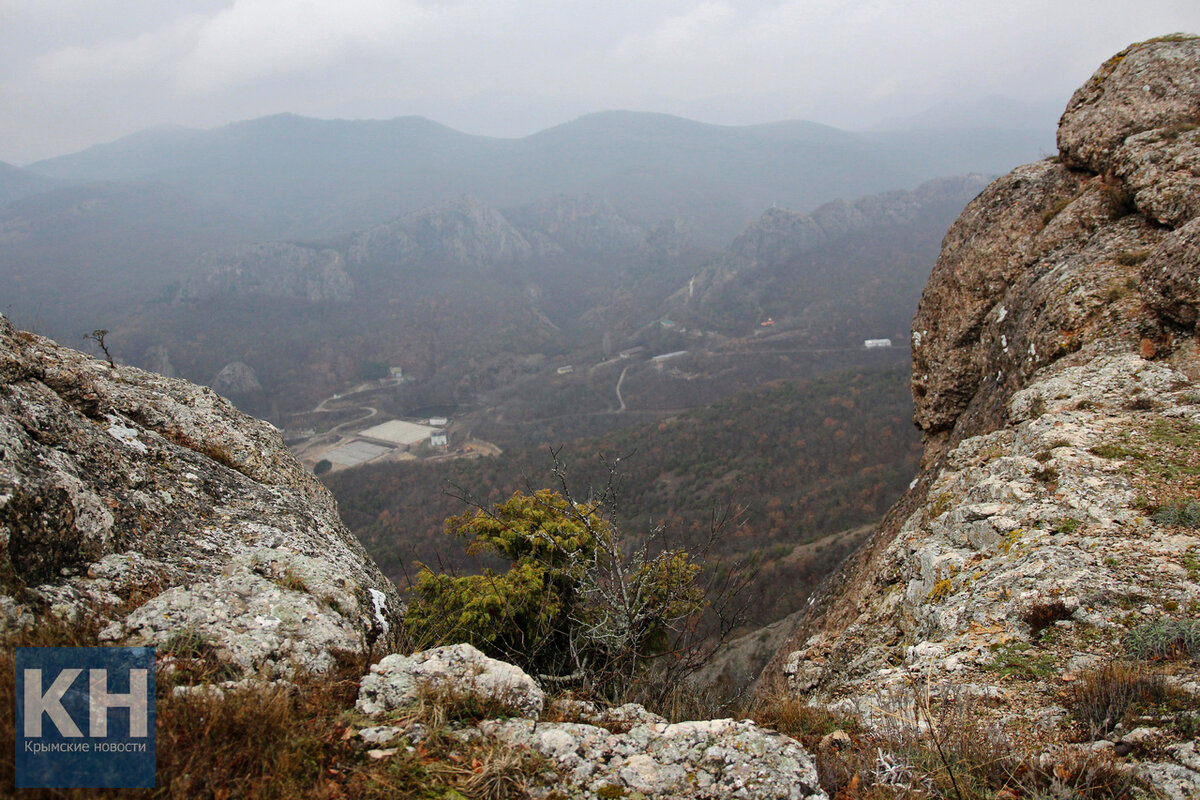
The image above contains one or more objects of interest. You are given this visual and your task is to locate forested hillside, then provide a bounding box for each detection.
[327,364,920,626]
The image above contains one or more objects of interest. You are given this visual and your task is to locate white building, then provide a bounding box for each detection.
[864,338,893,348]
[430,430,448,448]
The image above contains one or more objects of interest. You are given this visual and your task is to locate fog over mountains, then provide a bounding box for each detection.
[0,109,1050,344]
[21,110,1050,242]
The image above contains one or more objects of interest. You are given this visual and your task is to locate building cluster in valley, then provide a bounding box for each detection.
[320,417,451,469]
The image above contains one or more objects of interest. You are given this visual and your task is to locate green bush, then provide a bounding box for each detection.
[404,489,704,692]
[1124,618,1200,661]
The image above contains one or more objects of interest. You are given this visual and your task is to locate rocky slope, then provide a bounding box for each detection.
[0,313,832,798]
[665,174,991,342]
[768,35,1200,798]
[175,242,354,303]
[0,314,403,675]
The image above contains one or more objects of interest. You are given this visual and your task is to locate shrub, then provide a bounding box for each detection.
[1067,661,1166,736]
[404,487,705,693]
[1153,500,1200,528]
[1124,618,1200,661]
[1021,599,1073,637]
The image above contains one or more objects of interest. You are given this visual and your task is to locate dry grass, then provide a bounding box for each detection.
[745,681,1151,800]
[0,616,548,799]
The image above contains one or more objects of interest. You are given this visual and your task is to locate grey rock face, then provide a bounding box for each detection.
[1142,215,1200,330]
[508,194,645,254]
[482,717,827,800]
[689,174,991,303]
[0,315,403,675]
[356,643,546,719]
[1058,36,1200,177]
[728,176,989,266]
[352,644,825,798]
[912,37,1200,452]
[787,351,1200,701]
[211,360,264,397]
[348,196,533,269]
[767,40,1200,800]
[176,242,354,303]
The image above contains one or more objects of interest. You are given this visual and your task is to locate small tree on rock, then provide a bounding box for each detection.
[404,486,706,692]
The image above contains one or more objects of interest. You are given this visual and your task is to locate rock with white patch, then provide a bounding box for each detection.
[356,643,545,719]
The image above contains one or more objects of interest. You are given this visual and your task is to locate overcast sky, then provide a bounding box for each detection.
[2,0,1198,165]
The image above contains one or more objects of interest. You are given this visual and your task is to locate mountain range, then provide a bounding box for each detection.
[20,110,1050,244]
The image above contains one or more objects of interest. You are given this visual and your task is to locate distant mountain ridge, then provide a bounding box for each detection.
[25,110,1051,244]
[0,160,56,204]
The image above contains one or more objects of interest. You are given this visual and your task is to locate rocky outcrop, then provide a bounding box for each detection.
[736,176,987,274]
[770,36,1200,797]
[911,35,1200,458]
[175,242,354,303]
[211,360,264,398]
[357,643,546,719]
[353,643,827,800]
[348,196,535,270]
[484,717,827,800]
[0,315,403,675]
[671,174,991,318]
[508,195,646,254]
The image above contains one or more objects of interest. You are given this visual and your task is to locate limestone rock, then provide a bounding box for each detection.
[911,37,1200,456]
[682,174,991,310]
[0,315,403,676]
[348,196,533,269]
[548,696,667,730]
[482,716,827,800]
[508,194,645,254]
[1142,216,1200,329]
[356,643,545,719]
[764,37,1200,782]
[176,242,354,303]
[1114,126,1200,228]
[1138,761,1200,800]
[211,360,264,398]
[1058,35,1200,177]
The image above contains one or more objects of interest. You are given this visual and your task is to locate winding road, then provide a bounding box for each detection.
[614,365,630,412]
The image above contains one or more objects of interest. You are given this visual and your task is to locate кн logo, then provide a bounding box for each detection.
[14,647,156,788]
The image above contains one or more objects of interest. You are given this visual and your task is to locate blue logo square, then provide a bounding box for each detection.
[14,647,156,788]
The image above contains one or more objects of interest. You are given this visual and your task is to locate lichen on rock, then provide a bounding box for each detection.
[769,36,1200,800]
[0,314,403,676]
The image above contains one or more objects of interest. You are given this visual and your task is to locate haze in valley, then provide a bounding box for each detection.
[3,2,1200,654]
[2,0,1199,164]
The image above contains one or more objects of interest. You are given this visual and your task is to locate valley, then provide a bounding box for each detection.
[0,112,1005,646]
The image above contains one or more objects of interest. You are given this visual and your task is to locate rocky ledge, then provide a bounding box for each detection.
[772,35,1200,800]
[349,642,827,800]
[0,314,403,675]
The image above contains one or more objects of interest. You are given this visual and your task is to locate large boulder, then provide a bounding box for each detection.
[356,643,546,719]
[0,315,403,676]
[1058,35,1200,178]
[911,36,1200,455]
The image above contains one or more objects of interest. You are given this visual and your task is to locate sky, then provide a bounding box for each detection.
[2,0,1199,165]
